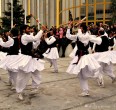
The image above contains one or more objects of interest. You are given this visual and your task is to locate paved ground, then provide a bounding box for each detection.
[0,57,116,110]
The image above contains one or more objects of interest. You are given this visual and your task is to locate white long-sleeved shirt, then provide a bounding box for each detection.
[113,38,116,48]
[66,28,90,46]
[33,40,40,49]
[90,34,111,52]
[45,36,56,45]
[108,37,116,50]
[89,34,110,46]
[21,30,43,45]
[0,36,14,48]
[21,30,43,50]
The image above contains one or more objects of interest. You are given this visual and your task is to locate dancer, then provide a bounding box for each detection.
[109,32,116,51]
[43,29,59,73]
[0,27,20,88]
[89,28,116,86]
[12,24,47,100]
[66,21,101,96]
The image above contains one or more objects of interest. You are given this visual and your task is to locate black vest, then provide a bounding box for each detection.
[75,37,89,56]
[7,37,19,55]
[95,36,109,52]
[109,37,114,46]
[73,37,89,65]
[20,42,33,56]
[45,36,57,54]
[48,36,57,48]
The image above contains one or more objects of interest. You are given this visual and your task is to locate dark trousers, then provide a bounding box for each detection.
[58,37,71,57]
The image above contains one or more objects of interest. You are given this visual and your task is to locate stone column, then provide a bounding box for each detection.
[5,0,9,11]
[65,0,69,24]
[43,0,46,25]
[37,0,40,29]
[49,0,55,28]
[62,0,65,25]
[31,0,35,25]
[46,0,49,27]
[0,0,1,17]
[39,0,44,25]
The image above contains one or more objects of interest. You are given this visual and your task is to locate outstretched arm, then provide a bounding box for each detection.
[89,35,102,45]
[22,25,47,45]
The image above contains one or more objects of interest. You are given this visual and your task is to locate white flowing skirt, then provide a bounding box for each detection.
[43,47,59,59]
[66,54,101,78]
[69,46,77,58]
[0,54,45,73]
[92,51,116,65]
[0,52,7,60]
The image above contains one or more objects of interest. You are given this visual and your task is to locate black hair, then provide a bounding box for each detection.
[99,30,105,35]
[20,25,29,35]
[0,29,4,35]
[47,32,51,38]
[32,26,38,34]
[3,29,10,33]
[50,28,56,35]
[10,27,19,36]
[3,29,9,41]
[80,23,87,33]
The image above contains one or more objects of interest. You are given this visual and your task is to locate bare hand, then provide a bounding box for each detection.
[41,25,47,31]
[68,21,72,28]
[78,20,82,24]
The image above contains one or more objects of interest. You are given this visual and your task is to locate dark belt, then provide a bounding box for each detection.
[45,48,51,54]
[73,50,88,65]
[45,46,56,54]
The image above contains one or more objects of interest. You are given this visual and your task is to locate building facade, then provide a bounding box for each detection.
[0,0,57,28]
[59,0,112,26]
[0,0,112,28]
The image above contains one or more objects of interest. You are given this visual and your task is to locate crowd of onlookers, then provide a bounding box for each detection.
[47,22,116,56]
[0,22,116,58]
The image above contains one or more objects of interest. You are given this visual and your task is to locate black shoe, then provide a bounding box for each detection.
[52,70,58,73]
[112,77,116,83]
[50,62,52,67]
[61,55,65,58]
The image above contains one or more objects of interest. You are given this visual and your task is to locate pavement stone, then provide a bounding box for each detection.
[0,57,116,110]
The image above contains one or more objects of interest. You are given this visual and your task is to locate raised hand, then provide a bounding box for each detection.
[68,21,72,28]
[41,25,47,31]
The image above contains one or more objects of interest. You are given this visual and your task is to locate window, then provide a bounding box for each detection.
[80,6,86,19]
[106,0,111,2]
[96,0,104,3]
[96,4,103,20]
[75,7,80,20]
[81,0,86,4]
[88,5,94,20]
[88,0,94,4]
[105,4,112,20]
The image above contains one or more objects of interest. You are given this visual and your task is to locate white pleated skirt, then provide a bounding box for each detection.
[92,51,116,65]
[69,46,77,58]
[43,47,59,59]
[0,52,7,60]
[66,54,101,78]
[0,54,45,73]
